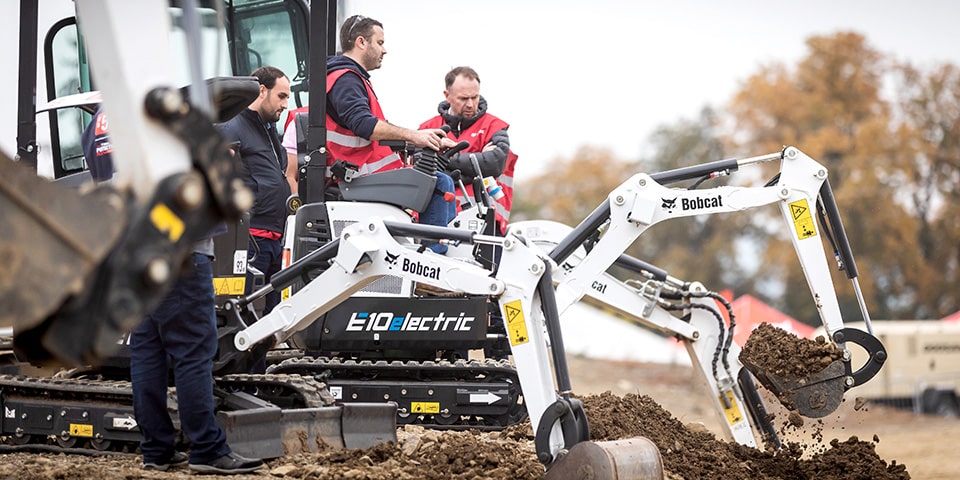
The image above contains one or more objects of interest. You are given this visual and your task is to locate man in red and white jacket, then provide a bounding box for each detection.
[419,66,518,235]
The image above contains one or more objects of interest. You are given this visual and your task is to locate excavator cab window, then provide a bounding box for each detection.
[41,17,86,180]
[35,0,310,180]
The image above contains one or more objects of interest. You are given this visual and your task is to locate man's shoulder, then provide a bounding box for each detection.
[419,115,443,130]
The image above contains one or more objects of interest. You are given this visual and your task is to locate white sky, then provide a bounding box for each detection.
[3,0,960,184]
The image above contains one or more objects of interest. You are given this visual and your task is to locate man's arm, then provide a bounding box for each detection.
[281,122,299,194]
[330,74,449,150]
[447,128,510,178]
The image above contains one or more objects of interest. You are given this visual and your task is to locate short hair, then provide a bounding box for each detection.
[340,15,383,52]
[251,66,287,89]
[445,66,480,89]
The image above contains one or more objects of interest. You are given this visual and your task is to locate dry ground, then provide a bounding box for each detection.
[0,356,955,479]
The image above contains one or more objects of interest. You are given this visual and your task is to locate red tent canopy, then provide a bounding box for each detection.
[721,294,816,346]
[942,310,960,322]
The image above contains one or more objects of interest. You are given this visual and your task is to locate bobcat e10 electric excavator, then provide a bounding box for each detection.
[1,1,885,477]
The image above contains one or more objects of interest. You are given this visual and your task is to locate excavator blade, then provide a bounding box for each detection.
[543,437,664,480]
[742,358,846,418]
[220,403,398,458]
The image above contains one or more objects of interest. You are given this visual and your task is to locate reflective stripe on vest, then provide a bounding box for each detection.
[325,68,402,176]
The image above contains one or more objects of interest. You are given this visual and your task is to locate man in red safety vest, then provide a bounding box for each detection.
[281,15,457,253]
[419,66,518,235]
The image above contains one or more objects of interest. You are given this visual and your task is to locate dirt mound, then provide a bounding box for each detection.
[0,392,912,479]
[583,391,910,479]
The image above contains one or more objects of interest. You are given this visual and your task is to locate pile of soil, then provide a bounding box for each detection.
[583,391,909,480]
[739,323,844,381]
[0,390,910,480]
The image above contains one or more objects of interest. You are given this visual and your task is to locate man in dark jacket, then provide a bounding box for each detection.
[218,66,291,328]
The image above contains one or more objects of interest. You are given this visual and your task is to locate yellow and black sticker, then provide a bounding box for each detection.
[504,300,529,346]
[213,276,246,296]
[411,402,440,414]
[150,203,185,242]
[720,391,744,425]
[70,423,94,437]
[789,199,817,240]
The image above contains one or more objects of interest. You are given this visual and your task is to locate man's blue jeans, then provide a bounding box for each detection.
[420,171,456,254]
[130,253,230,464]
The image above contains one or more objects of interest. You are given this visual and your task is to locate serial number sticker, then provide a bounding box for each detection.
[789,199,817,240]
[720,391,744,425]
[504,300,529,346]
[411,402,440,414]
[70,424,94,437]
[233,250,247,275]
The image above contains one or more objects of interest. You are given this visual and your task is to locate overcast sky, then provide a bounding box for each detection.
[3,1,960,184]
[343,0,960,182]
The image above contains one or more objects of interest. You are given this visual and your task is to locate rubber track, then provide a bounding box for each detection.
[268,357,527,429]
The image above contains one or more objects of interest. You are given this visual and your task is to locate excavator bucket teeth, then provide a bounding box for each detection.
[743,359,846,418]
[543,437,663,480]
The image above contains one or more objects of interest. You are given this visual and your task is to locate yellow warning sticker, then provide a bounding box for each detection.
[411,402,440,414]
[504,300,529,346]
[70,423,94,438]
[150,203,185,242]
[789,199,817,240]
[720,391,744,425]
[213,277,246,296]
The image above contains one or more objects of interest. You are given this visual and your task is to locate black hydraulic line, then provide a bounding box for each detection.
[264,238,340,292]
[650,157,740,186]
[612,253,669,282]
[383,220,478,244]
[738,369,781,449]
[536,262,575,397]
[16,0,39,168]
[548,200,611,264]
[818,179,859,279]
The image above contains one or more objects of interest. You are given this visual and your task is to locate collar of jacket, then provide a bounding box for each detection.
[437,96,488,136]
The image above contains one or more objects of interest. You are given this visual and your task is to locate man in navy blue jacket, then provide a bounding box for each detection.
[218,66,291,325]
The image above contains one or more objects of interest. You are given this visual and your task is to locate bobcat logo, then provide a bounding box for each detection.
[661,197,677,213]
[384,251,400,266]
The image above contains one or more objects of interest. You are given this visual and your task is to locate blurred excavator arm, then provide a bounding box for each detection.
[0,0,252,367]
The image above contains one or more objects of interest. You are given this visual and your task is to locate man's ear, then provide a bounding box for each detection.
[259,84,268,98]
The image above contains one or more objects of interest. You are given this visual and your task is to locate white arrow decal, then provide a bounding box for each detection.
[112,417,138,430]
[469,391,501,405]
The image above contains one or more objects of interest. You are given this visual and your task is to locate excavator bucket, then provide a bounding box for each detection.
[741,357,846,418]
[543,437,664,480]
[0,156,126,364]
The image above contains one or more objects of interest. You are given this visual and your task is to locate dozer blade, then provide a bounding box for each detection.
[219,402,398,459]
[544,437,663,480]
[742,358,846,418]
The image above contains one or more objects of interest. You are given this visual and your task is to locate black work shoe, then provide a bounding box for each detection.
[143,450,189,471]
[189,451,265,475]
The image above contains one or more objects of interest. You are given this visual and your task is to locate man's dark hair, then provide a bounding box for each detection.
[251,66,287,89]
[340,15,383,52]
[445,66,480,89]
